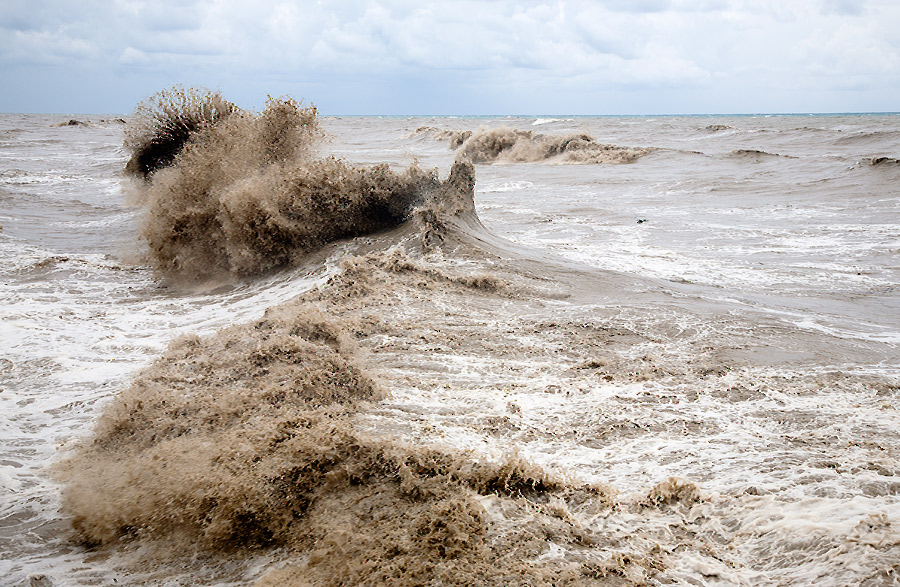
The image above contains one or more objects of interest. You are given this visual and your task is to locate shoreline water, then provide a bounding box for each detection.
[2,108,898,585]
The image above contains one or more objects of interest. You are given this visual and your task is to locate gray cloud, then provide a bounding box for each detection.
[820,0,866,16]
[598,0,672,13]
[1,0,898,113]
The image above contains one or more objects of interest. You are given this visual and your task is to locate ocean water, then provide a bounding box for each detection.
[1,107,899,585]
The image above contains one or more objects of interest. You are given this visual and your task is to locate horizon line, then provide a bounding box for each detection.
[2,110,898,118]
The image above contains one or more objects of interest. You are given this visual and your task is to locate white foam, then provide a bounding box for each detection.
[532,118,574,126]
[477,180,534,193]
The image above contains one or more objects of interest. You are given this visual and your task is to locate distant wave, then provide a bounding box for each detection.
[532,118,574,126]
[51,119,89,127]
[407,126,472,148]
[727,148,794,159]
[410,124,652,165]
[833,130,900,146]
[455,127,653,164]
[50,118,126,128]
[479,180,534,193]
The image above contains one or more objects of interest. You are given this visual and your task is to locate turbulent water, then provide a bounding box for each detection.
[2,104,900,586]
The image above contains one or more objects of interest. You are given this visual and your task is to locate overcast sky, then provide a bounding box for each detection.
[1,0,898,114]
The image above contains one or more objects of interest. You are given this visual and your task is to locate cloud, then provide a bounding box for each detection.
[597,0,672,13]
[820,0,865,16]
[118,46,152,65]
[1,0,899,113]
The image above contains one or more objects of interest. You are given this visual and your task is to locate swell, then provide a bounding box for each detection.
[833,129,900,146]
[727,148,795,159]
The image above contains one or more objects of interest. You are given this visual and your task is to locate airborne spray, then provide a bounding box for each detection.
[124,87,461,279]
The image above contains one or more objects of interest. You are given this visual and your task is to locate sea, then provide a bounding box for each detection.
[1,108,899,586]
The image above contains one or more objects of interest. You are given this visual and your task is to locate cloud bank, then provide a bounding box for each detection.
[1,0,898,113]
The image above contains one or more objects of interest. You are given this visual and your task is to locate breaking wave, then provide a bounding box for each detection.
[124,89,477,280]
[704,124,734,132]
[407,126,473,148]
[124,87,240,178]
[457,128,652,164]
[55,249,664,585]
[59,89,657,584]
[532,118,574,126]
[49,90,900,586]
[414,125,652,164]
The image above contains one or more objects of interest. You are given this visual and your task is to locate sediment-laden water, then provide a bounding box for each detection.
[2,97,899,585]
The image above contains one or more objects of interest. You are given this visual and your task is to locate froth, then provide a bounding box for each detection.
[45,104,900,586]
[55,238,900,585]
[55,277,628,585]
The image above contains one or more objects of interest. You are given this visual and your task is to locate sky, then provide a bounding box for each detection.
[1,0,898,115]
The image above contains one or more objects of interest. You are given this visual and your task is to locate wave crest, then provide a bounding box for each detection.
[124,86,240,178]
[455,127,652,164]
[127,89,475,280]
[407,126,473,148]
